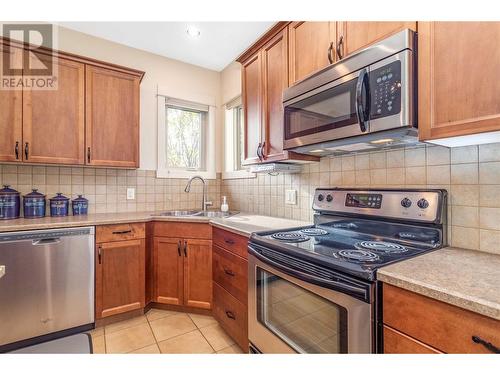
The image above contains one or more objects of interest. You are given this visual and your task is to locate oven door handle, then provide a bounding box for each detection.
[248,245,369,301]
[355,68,370,133]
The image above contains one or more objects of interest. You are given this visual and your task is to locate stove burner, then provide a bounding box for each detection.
[271,232,310,243]
[337,249,380,262]
[331,222,358,230]
[355,241,408,254]
[300,228,328,236]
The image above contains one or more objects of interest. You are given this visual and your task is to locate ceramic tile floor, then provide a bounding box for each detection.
[89,309,244,354]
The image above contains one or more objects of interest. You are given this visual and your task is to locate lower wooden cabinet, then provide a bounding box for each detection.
[154,235,212,310]
[383,283,500,353]
[95,238,146,319]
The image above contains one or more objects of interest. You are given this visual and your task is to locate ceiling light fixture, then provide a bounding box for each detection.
[186,25,201,38]
[309,149,325,153]
[370,138,394,144]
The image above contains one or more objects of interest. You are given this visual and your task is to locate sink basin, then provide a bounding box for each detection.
[156,210,201,217]
[155,210,238,218]
[194,211,239,218]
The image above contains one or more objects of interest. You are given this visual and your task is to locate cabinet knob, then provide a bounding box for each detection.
[327,42,334,64]
[225,310,236,320]
[24,142,29,160]
[336,35,344,60]
[472,335,500,353]
[223,267,235,277]
[14,141,19,160]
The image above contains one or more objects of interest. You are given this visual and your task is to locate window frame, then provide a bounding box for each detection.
[157,91,216,179]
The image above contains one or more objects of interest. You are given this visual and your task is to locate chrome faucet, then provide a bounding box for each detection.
[184,176,213,212]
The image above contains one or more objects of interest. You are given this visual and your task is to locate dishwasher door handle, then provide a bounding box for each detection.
[32,238,61,246]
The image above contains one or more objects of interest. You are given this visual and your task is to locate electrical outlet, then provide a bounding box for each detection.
[126,188,135,200]
[285,189,297,205]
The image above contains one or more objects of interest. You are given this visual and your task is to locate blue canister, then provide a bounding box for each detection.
[0,185,21,220]
[23,189,46,218]
[49,193,69,217]
[72,195,89,215]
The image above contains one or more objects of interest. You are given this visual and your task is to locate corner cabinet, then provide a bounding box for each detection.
[0,37,144,167]
[418,22,500,141]
[86,65,141,168]
[238,24,319,166]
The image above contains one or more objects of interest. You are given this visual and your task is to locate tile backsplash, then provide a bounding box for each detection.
[0,166,221,214]
[221,143,500,256]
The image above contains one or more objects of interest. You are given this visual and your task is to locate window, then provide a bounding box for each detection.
[223,96,255,179]
[157,93,216,179]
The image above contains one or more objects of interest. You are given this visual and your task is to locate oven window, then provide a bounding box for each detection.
[284,78,358,140]
[256,268,348,353]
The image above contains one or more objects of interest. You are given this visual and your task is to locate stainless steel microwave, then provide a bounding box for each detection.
[283,29,417,156]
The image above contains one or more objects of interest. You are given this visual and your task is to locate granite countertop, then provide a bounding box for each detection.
[378,247,500,321]
[0,211,311,238]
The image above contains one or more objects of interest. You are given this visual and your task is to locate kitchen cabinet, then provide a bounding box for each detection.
[288,21,337,84]
[239,24,319,165]
[0,45,22,163]
[85,65,140,168]
[95,223,146,319]
[383,283,500,353]
[153,223,212,310]
[418,22,500,141]
[337,22,417,57]
[23,53,85,165]
[212,227,249,350]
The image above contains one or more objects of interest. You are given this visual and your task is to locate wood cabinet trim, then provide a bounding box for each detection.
[383,325,442,354]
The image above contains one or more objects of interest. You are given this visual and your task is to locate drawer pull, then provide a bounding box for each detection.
[112,230,132,235]
[177,240,181,257]
[225,310,236,320]
[472,335,500,354]
[223,267,235,277]
[98,245,102,264]
[224,238,235,245]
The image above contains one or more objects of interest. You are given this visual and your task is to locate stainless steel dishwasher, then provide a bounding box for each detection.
[0,226,95,351]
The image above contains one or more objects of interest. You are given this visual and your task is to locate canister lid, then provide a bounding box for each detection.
[72,194,88,203]
[0,185,20,195]
[50,192,69,201]
[24,189,46,198]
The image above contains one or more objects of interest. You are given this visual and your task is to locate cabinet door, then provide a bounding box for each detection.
[339,22,417,57]
[154,237,184,306]
[288,21,336,84]
[241,52,262,165]
[261,28,288,162]
[85,65,140,167]
[95,239,145,318]
[183,239,212,310]
[419,22,500,140]
[23,54,85,164]
[0,45,22,162]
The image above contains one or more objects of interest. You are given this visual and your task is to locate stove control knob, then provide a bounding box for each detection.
[417,198,429,209]
[401,197,412,208]
[317,194,325,202]
[326,194,333,202]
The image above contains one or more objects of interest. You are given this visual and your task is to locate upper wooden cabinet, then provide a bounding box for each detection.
[419,22,500,141]
[288,21,337,84]
[0,37,144,167]
[0,45,22,163]
[338,22,417,57]
[86,65,140,168]
[23,54,85,165]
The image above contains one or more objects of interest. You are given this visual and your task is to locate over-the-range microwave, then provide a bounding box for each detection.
[283,29,417,156]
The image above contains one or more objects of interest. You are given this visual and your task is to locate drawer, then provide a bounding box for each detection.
[213,245,248,304]
[213,282,248,351]
[213,227,248,259]
[383,326,441,354]
[96,223,145,243]
[154,222,211,239]
[383,284,500,353]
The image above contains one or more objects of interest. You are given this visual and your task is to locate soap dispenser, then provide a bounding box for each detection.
[221,196,229,213]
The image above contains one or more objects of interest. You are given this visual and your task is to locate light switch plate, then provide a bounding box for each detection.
[126,188,135,200]
[285,189,297,205]
[0,265,5,279]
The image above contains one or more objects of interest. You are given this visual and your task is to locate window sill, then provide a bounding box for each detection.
[222,170,256,180]
[157,169,217,180]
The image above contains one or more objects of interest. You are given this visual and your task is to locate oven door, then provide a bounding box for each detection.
[248,247,372,354]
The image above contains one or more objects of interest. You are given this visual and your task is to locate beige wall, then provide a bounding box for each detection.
[220,61,241,104]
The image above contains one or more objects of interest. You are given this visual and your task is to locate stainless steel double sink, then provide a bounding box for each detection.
[154,210,239,218]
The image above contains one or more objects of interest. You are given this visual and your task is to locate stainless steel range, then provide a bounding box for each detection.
[248,188,447,354]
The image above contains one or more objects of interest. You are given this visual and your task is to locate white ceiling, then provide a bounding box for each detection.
[58,22,275,71]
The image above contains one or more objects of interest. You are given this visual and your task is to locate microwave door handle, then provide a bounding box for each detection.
[356,68,370,133]
[248,245,368,301]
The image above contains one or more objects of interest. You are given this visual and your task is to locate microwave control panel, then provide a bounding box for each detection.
[370,60,401,119]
